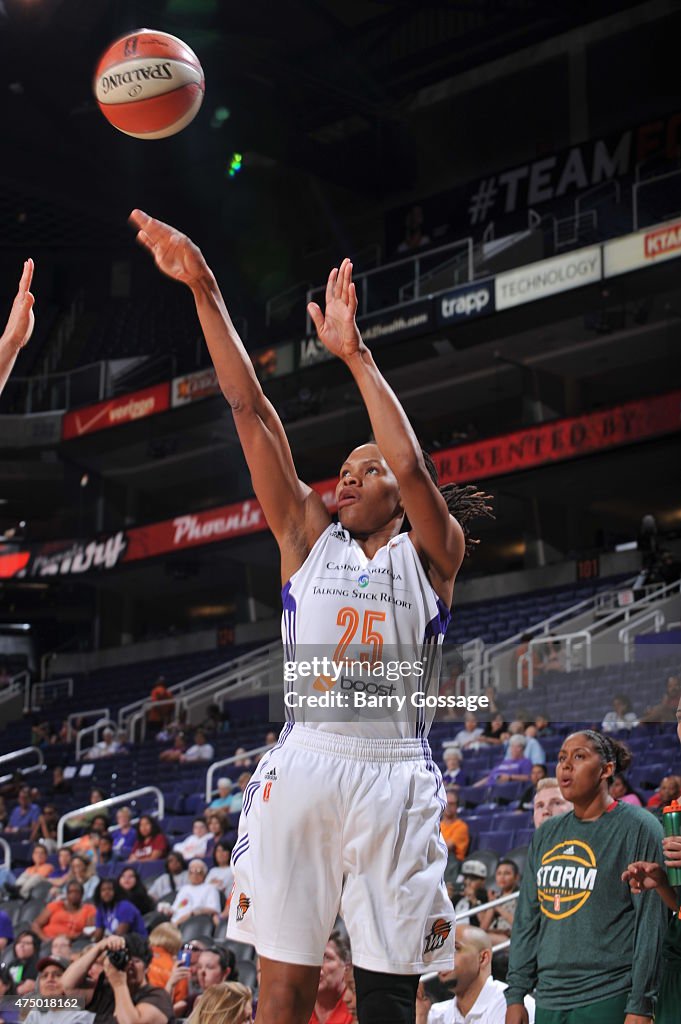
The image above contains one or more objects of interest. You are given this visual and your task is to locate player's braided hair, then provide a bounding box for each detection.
[408,450,495,558]
[568,730,633,774]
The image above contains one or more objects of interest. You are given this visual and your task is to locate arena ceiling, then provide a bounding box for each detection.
[0,0,641,249]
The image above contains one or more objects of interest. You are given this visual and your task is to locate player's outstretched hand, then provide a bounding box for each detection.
[129,209,207,288]
[2,259,35,352]
[621,860,667,893]
[307,257,362,362]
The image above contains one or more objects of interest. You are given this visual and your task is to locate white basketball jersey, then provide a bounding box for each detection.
[281,523,451,739]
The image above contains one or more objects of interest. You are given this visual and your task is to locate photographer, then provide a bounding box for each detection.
[61,933,174,1023]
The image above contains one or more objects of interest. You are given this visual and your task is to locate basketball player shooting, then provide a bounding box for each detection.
[130,208,493,1024]
[0,259,35,398]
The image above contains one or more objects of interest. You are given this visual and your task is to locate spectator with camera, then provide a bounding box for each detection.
[61,933,174,1023]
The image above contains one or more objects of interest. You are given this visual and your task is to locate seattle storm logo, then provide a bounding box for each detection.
[537,840,598,919]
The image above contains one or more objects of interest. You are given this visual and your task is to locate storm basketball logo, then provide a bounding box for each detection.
[537,840,597,920]
[236,892,251,921]
[423,918,452,955]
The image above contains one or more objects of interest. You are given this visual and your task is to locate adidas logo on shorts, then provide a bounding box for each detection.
[264,767,278,781]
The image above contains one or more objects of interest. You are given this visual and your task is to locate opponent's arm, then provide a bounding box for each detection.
[622,860,679,913]
[0,260,35,397]
[308,259,465,591]
[130,211,330,576]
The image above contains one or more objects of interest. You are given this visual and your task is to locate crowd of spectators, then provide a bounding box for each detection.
[0,720,277,1024]
[0,666,679,1023]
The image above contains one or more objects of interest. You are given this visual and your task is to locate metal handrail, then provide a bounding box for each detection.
[618,608,666,662]
[633,169,681,230]
[518,630,592,690]
[575,179,622,218]
[67,708,111,743]
[0,838,10,872]
[0,677,23,707]
[0,746,44,773]
[75,718,118,761]
[29,677,74,711]
[477,576,639,691]
[117,643,278,729]
[306,236,474,326]
[57,786,165,847]
[128,699,186,745]
[127,642,283,742]
[515,579,681,686]
[205,744,271,802]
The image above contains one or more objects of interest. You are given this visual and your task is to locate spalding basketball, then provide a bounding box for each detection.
[94,28,204,139]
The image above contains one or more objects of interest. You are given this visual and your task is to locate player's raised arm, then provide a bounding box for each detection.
[130,210,330,577]
[0,259,35,397]
[308,259,489,598]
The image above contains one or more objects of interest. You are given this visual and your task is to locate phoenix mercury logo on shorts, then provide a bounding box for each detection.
[537,839,597,919]
[236,893,251,921]
[423,918,452,955]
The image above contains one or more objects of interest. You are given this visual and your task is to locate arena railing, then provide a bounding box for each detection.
[56,786,165,848]
[516,577,681,688]
[123,641,283,742]
[29,677,74,712]
[117,641,280,734]
[75,718,118,761]
[66,708,111,743]
[205,744,272,803]
[0,674,24,710]
[633,167,681,230]
[619,608,667,662]
[305,237,474,329]
[468,577,639,695]
[0,746,44,786]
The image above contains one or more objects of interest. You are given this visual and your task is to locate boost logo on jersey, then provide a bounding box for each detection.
[536,839,597,920]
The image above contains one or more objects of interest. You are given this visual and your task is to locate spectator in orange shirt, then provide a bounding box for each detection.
[440,787,470,883]
[147,922,183,990]
[32,881,95,940]
[308,933,353,1024]
[147,676,175,735]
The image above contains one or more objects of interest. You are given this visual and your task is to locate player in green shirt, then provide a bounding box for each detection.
[504,730,667,1024]
[621,693,681,1024]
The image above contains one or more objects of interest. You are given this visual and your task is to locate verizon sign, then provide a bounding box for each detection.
[603,219,681,277]
[62,383,170,440]
[495,246,601,311]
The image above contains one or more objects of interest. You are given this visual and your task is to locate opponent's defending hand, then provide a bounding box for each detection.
[307,257,362,362]
[129,209,207,288]
[1,259,35,352]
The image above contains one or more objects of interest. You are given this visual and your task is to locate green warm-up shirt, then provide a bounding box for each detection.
[504,801,667,1017]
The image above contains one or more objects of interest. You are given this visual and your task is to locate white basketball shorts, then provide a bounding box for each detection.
[227,723,455,973]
